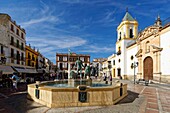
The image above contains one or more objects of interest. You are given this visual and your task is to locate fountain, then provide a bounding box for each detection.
[27,58,128,108]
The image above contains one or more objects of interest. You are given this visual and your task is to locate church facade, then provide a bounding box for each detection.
[110,11,170,83]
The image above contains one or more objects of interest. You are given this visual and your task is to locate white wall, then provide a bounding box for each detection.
[116,40,134,76]
[126,45,138,77]
[160,30,170,75]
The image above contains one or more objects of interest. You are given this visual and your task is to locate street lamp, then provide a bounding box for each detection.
[132,61,138,84]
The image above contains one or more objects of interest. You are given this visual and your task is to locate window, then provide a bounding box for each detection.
[64,63,67,68]
[80,57,84,62]
[113,60,115,65]
[17,51,20,60]
[17,40,19,48]
[118,59,121,62]
[1,46,3,54]
[59,63,63,70]
[130,28,133,38]
[11,36,14,45]
[17,51,20,64]
[21,43,24,50]
[32,55,35,61]
[21,53,24,61]
[145,41,150,53]
[21,33,24,39]
[117,68,121,76]
[11,48,14,58]
[59,56,63,61]
[16,29,19,36]
[119,32,121,40]
[28,59,31,66]
[84,58,87,62]
[69,58,72,62]
[117,47,121,55]
[28,53,31,59]
[11,24,14,31]
[63,56,67,61]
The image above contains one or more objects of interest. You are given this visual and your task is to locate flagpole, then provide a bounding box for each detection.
[68,49,71,79]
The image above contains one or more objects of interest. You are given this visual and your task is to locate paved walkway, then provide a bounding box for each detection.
[0,80,169,113]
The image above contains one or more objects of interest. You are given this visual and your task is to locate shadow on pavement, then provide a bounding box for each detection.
[0,92,48,113]
[116,90,139,104]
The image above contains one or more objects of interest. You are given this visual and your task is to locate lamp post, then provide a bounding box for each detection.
[133,61,138,84]
[68,49,71,79]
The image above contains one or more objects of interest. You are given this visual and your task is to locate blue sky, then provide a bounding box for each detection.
[0,0,170,64]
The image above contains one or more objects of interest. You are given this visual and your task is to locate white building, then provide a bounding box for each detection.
[105,10,170,83]
[0,13,26,74]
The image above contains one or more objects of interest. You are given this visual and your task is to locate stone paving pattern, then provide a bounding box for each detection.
[0,80,170,113]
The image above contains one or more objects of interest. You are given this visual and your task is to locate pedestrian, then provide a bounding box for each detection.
[103,73,107,81]
[11,72,20,91]
[109,74,112,85]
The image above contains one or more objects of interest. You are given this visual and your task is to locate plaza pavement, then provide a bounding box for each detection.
[0,79,170,113]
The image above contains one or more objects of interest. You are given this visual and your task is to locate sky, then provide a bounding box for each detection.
[0,0,170,64]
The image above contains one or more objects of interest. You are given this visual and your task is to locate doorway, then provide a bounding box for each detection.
[143,56,153,80]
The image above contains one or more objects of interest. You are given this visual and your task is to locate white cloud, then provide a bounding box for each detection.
[26,35,87,49]
[20,0,62,28]
[21,16,59,28]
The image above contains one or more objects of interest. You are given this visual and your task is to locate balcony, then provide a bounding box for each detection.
[10,42,25,51]
[21,57,25,61]
[0,57,6,64]
[0,51,5,57]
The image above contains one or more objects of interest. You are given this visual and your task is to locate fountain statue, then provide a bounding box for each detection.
[84,64,91,79]
[74,57,84,79]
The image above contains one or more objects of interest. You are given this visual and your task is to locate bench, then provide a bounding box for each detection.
[136,79,149,86]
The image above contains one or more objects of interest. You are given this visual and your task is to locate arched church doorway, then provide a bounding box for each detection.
[143,56,153,80]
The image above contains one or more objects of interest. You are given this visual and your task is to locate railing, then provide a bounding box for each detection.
[10,42,25,51]
[0,51,5,56]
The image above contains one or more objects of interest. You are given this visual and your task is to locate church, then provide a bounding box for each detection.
[108,10,170,83]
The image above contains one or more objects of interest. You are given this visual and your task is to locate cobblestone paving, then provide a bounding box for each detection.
[0,80,170,113]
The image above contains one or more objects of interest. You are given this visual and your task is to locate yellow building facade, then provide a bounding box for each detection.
[25,45,38,68]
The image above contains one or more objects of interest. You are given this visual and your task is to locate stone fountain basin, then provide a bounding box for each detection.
[27,80,128,108]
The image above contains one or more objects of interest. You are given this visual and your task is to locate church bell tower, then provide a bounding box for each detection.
[117,9,138,42]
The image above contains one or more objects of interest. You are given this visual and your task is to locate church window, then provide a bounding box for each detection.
[119,32,121,40]
[118,59,121,62]
[145,41,150,53]
[130,28,133,38]
[113,60,115,65]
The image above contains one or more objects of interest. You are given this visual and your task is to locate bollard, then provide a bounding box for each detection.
[35,84,39,99]
[120,83,123,96]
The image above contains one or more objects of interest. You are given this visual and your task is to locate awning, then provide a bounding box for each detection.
[12,66,27,73]
[0,65,15,74]
[37,69,43,73]
[25,67,37,73]
[37,69,46,73]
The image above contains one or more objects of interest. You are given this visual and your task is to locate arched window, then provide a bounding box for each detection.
[145,41,150,53]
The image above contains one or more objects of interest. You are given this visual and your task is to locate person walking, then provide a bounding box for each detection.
[11,72,20,91]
